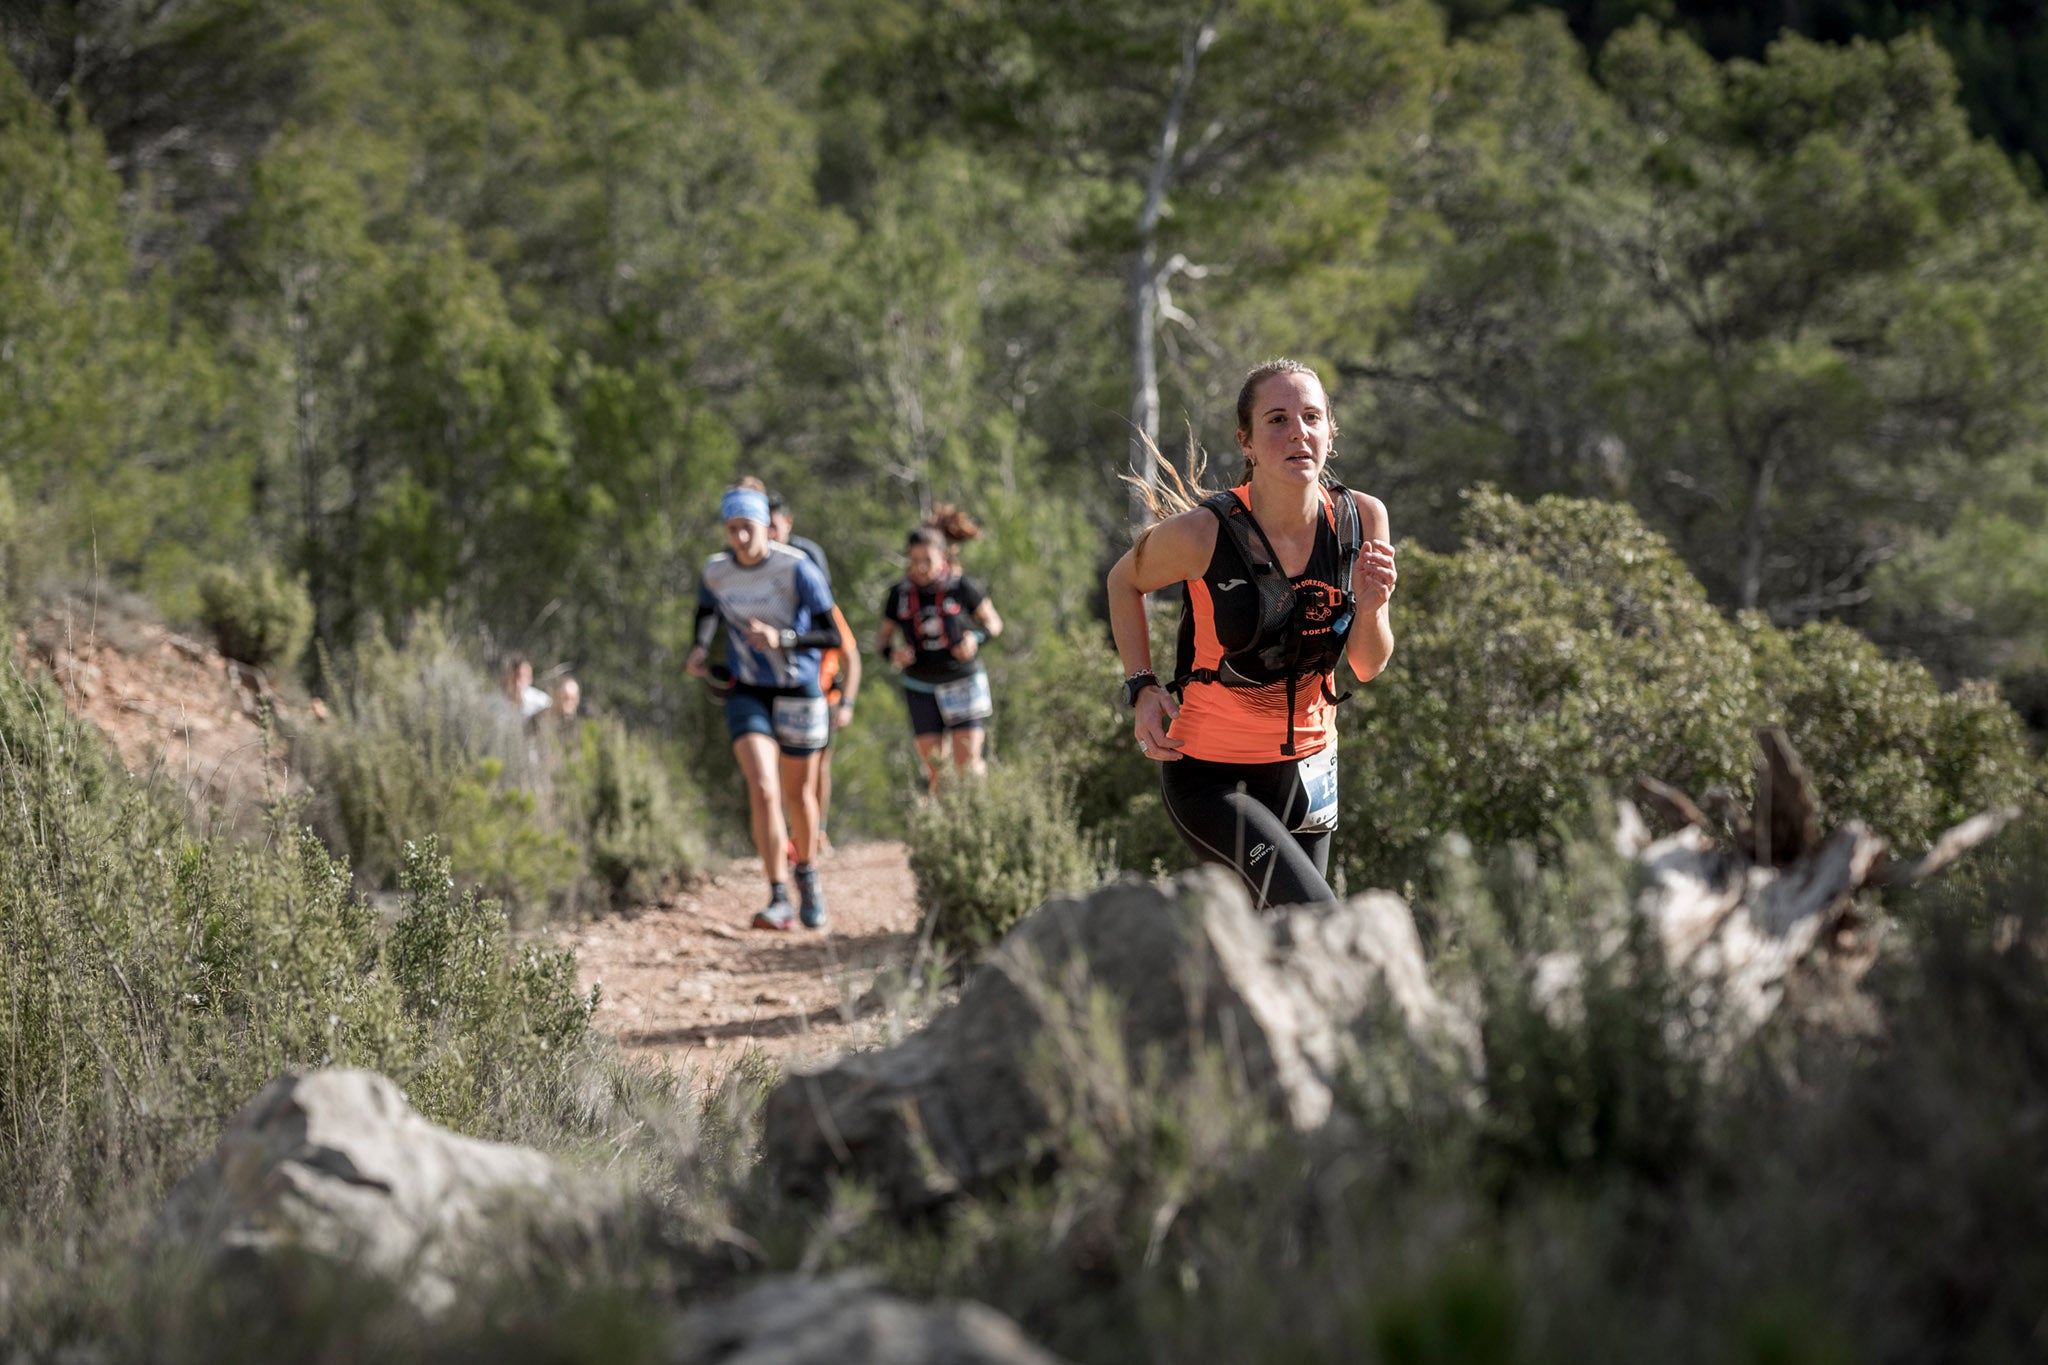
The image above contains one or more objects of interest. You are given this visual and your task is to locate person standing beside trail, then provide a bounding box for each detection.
[878,506,1004,795]
[1105,359,1397,910]
[685,479,840,931]
[766,491,859,853]
[504,655,551,720]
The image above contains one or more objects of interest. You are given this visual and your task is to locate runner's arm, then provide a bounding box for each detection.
[691,593,721,650]
[771,558,842,649]
[687,585,721,676]
[970,598,1002,640]
[1105,509,1216,760]
[1346,490,1396,684]
[831,606,860,706]
[877,588,913,667]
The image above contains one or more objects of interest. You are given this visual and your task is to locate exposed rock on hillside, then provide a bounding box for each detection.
[768,730,2016,1214]
[762,868,1471,1212]
[671,1273,1069,1365]
[149,1070,617,1313]
[18,590,308,830]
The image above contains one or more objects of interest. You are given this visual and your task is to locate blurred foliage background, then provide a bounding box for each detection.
[5,0,2048,863]
[7,5,2048,1360]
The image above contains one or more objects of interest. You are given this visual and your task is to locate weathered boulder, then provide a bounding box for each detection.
[150,1069,612,1312]
[670,1272,1069,1365]
[762,867,1470,1213]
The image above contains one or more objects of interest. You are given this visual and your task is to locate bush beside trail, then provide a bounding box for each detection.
[1335,489,2041,898]
[0,666,601,1229]
[302,618,704,918]
[830,818,2048,1365]
[195,561,314,673]
[906,751,1110,953]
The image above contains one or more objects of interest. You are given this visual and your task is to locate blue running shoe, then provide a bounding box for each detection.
[794,862,828,930]
[752,887,796,931]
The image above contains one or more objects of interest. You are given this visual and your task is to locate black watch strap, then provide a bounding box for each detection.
[1122,670,1161,707]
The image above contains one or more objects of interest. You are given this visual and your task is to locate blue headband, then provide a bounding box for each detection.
[721,488,771,526]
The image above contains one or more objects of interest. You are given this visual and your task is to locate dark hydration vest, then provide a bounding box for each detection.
[1170,476,1365,757]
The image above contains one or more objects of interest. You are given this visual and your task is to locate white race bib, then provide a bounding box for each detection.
[1293,744,1339,833]
[933,670,993,726]
[771,694,829,750]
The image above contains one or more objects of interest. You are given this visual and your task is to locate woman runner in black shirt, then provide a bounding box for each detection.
[878,506,1004,794]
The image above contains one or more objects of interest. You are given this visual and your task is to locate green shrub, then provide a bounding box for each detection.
[1749,617,2042,854]
[1438,834,1707,1192]
[906,754,1110,952]
[556,716,705,904]
[196,561,314,672]
[382,838,597,1130]
[1338,489,2042,896]
[305,620,705,916]
[0,665,596,1230]
[304,619,580,912]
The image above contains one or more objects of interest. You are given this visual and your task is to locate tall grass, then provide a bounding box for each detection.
[0,663,607,1222]
[0,659,774,1358]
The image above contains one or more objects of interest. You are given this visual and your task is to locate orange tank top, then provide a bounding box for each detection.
[1167,485,1350,764]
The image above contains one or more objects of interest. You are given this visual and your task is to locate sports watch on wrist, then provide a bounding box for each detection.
[1122,670,1161,708]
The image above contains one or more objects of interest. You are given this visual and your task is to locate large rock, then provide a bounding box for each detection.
[150,1069,610,1312]
[670,1272,1068,1365]
[762,867,1470,1213]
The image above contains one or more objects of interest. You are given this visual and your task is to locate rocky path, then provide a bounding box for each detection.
[554,841,931,1080]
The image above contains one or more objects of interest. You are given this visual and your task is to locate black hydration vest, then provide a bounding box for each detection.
[1169,476,1365,756]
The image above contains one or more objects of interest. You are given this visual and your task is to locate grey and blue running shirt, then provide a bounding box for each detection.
[697,542,835,689]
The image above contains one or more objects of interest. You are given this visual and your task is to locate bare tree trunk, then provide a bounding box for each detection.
[1739,446,1778,612]
[1127,0,1224,527]
[286,265,331,649]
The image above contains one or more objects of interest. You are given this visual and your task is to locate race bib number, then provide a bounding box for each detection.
[771,694,829,750]
[934,670,993,726]
[1293,744,1339,833]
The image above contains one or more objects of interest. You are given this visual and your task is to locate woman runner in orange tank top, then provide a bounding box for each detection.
[1105,360,1397,909]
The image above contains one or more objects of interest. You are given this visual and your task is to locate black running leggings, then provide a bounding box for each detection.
[1159,754,1336,911]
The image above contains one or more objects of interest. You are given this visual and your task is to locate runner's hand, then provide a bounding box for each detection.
[686,645,709,679]
[831,702,854,730]
[1134,685,1184,763]
[742,618,781,651]
[951,633,979,661]
[1353,539,1398,611]
[889,644,915,669]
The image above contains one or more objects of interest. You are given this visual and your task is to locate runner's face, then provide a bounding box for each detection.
[769,510,792,544]
[725,517,770,564]
[906,543,947,586]
[1238,371,1332,484]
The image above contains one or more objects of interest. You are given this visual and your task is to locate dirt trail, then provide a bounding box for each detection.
[553,840,930,1079]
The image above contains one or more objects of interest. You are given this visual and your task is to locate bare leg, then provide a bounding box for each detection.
[814,745,836,854]
[733,735,788,883]
[780,749,823,864]
[914,735,946,795]
[951,727,987,780]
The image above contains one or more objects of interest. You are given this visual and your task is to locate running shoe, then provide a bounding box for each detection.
[752,890,796,931]
[793,863,828,930]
